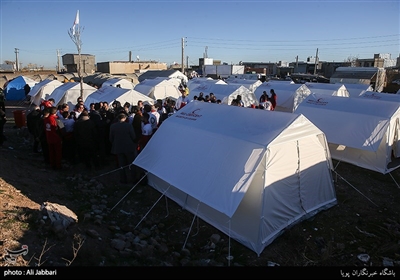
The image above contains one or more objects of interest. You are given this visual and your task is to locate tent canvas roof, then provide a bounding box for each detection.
[305,82,350,97]
[226,79,262,93]
[84,86,154,109]
[294,93,400,174]
[101,78,134,89]
[49,82,96,107]
[188,83,258,107]
[187,78,226,92]
[339,83,374,97]
[359,91,400,103]
[28,79,63,106]
[138,70,187,83]
[134,78,181,100]
[254,82,312,112]
[295,93,399,151]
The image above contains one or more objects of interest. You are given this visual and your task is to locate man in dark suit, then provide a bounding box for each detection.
[109,113,137,184]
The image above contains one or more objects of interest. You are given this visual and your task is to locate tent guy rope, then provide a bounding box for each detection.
[333,170,378,207]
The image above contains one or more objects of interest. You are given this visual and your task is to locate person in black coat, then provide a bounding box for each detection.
[0,108,7,147]
[73,110,100,170]
[26,106,42,153]
[109,113,137,183]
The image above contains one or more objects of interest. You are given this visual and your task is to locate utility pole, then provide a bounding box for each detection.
[186,55,189,75]
[15,48,19,71]
[181,37,185,74]
[57,49,62,72]
[295,56,298,73]
[314,48,319,75]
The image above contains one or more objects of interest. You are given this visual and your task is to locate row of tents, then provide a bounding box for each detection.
[4,74,387,113]
[131,92,400,256]
[4,73,400,257]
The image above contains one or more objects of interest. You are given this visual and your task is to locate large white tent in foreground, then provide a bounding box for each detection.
[133,101,337,255]
[295,94,400,174]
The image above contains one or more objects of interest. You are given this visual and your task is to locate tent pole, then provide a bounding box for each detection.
[333,160,342,182]
[182,203,200,250]
[134,187,170,230]
[164,195,169,218]
[388,172,400,189]
[191,217,199,237]
[226,219,233,267]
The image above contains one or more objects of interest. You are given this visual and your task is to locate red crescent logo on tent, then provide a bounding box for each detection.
[192,109,200,114]
[317,98,323,102]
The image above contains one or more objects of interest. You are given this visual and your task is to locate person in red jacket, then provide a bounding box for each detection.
[40,98,55,111]
[44,106,63,170]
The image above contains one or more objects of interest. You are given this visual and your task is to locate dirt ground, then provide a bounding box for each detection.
[1,99,400,277]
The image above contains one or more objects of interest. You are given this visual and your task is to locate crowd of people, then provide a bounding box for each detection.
[23,94,178,184]
[4,83,277,184]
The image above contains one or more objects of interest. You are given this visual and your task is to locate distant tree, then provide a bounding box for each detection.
[344,55,359,67]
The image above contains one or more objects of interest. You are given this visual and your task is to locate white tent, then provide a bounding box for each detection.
[187,77,226,92]
[358,91,400,103]
[138,70,188,84]
[225,78,262,94]
[253,82,312,112]
[101,78,134,90]
[28,79,63,106]
[294,94,400,174]
[48,82,97,108]
[84,86,154,109]
[340,83,373,97]
[188,84,258,107]
[305,82,350,97]
[134,78,181,101]
[133,101,337,256]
